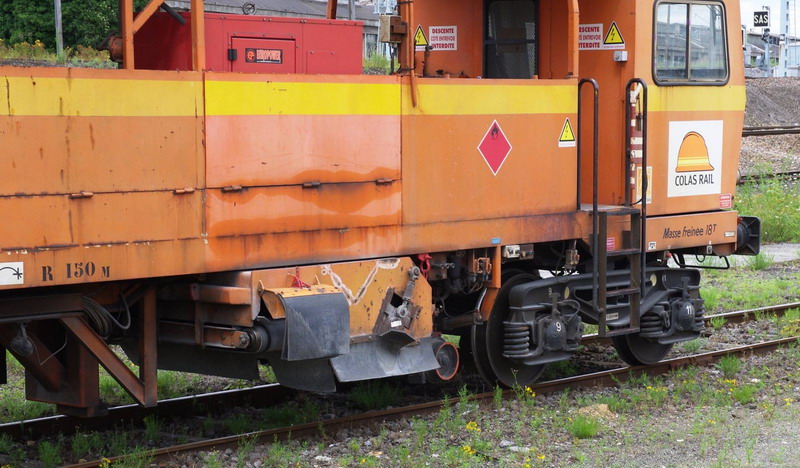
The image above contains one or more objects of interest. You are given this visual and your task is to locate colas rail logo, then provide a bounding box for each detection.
[675,131,714,186]
[667,120,722,198]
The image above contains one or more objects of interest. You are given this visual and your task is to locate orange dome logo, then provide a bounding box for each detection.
[676,131,714,172]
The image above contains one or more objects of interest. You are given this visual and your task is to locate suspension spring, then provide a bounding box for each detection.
[639,313,662,334]
[502,321,530,357]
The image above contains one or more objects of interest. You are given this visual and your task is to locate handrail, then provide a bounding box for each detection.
[624,78,648,300]
[577,78,599,314]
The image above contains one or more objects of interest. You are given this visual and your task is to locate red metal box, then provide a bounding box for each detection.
[135,12,363,74]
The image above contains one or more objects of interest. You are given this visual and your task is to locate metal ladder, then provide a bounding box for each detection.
[577,78,648,338]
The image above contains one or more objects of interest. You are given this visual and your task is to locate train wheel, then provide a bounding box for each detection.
[612,333,673,366]
[472,273,545,388]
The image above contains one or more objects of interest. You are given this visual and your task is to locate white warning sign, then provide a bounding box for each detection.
[414,25,428,51]
[558,118,576,148]
[0,262,24,285]
[579,22,626,50]
[428,25,457,51]
[579,23,604,50]
[603,22,625,49]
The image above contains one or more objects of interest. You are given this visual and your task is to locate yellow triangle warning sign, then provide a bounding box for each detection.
[414,25,428,50]
[603,21,625,47]
[559,118,576,148]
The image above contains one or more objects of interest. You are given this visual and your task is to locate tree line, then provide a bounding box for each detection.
[0,0,148,50]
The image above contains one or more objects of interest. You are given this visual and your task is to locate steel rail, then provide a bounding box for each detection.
[0,384,295,439]
[738,170,800,184]
[66,328,800,467]
[742,125,800,137]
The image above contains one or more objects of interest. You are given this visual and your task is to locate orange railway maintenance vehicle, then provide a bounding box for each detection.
[0,0,759,416]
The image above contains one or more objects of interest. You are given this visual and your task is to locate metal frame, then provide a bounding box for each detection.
[118,0,206,70]
[651,0,730,86]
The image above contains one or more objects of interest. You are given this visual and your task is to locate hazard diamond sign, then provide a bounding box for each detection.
[478,120,512,175]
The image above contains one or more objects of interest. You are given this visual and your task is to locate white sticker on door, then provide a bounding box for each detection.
[667,120,723,197]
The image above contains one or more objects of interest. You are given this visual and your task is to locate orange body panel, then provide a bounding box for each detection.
[410,1,483,77]
[205,183,402,236]
[205,115,400,187]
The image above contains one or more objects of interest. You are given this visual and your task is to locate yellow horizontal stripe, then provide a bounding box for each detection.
[407,84,577,115]
[648,85,746,112]
[1,77,201,117]
[206,81,400,116]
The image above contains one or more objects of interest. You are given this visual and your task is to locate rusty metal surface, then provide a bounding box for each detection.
[140,290,158,406]
[0,295,83,322]
[59,316,147,406]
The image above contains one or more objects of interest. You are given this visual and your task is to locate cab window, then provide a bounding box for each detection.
[654,1,728,83]
[484,0,538,78]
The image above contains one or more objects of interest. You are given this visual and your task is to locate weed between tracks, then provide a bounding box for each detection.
[229,343,800,467]
[736,172,800,244]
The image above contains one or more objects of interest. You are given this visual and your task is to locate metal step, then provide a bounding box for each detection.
[604,207,640,217]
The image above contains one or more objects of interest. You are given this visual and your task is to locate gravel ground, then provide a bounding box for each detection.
[740,77,800,174]
[178,344,800,468]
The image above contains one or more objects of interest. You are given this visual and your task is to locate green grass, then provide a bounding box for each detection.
[679,337,706,353]
[223,412,254,434]
[347,380,402,410]
[709,316,726,330]
[115,446,155,468]
[716,355,742,378]
[143,415,161,442]
[701,272,800,313]
[567,414,602,438]
[746,252,774,271]
[70,431,104,458]
[731,384,758,404]
[37,440,62,468]
[736,176,800,243]
[0,39,115,68]
[363,52,392,75]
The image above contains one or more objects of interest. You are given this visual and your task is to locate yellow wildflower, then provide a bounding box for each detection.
[465,421,481,432]
[461,445,477,455]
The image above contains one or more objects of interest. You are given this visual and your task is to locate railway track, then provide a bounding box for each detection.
[742,125,800,137]
[738,169,800,184]
[66,334,800,468]
[36,302,795,467]
[6,302,796,442]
